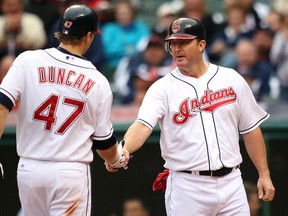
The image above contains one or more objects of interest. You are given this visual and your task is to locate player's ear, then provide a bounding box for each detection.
[87,31,95,40]
[198,40,206,53]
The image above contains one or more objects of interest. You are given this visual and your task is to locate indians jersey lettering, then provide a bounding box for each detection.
[173,87,237,125]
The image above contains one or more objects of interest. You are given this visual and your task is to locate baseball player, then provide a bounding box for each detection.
[115,18,275,215]
[0,5,126,216]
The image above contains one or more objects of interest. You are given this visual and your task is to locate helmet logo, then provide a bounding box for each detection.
[64,21,73,29]
[171,20,182,33]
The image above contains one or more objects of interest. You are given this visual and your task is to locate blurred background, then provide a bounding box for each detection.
[0,0,288,215]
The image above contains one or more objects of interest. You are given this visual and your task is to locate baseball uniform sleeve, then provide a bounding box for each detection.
[237,75,269,134]
[0,52,25,105]
[136,81,166,130]
[91,79,115,141]
[90,87,117,150]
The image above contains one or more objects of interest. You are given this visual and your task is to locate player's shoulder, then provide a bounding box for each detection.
[145,70,175,94]
[215,64,244,79]
[45,48,97,69]
[211,63,234,73]
[15,49,45,62]
[20,49,44,55]
[152,69,174,85]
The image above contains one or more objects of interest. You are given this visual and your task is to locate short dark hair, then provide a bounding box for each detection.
[54,32,86,45]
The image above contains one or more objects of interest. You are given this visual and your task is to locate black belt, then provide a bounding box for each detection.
[180,165,240,177]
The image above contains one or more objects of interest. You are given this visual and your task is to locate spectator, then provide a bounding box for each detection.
[271,0,287,15]
[265,9,284,33]
[46,0,105,71]
[86,0,111,10]
[0,55,14,84]
[0,55,19,110]
[0,0,47,59]
[252,27,275,65]
[223,0,270,31]
[233,39,275,102]
[156,1,182,31]
[179,0,223,47]
[208,2,254,66]
[101,0,150,79]
[152,1,182,59]
[270,3,288,101]
[114,28,174,105]
[244,181,262,216]
[93,0,115,25]
[243,0,270,29]
[123,197,150,216]
[251,27,281,101]
[24,0,60,35]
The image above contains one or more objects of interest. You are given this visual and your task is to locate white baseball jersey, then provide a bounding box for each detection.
[136,63,269,171]
[0,47,114,163]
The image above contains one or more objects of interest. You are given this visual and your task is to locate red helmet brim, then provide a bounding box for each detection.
[165,34,197,41]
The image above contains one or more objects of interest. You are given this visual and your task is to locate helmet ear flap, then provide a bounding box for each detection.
[165,41,172,55]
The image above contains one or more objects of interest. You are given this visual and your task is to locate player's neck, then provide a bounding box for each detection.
[179,62,209,78]
[59,44,85,57]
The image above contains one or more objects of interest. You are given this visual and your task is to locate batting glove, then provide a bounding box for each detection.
[105,140,127,170]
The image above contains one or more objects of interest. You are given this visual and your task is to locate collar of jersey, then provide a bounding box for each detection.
[57,47,87,60]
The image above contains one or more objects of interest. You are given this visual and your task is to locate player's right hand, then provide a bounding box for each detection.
[121,140,133,169]
[104,140,130,172]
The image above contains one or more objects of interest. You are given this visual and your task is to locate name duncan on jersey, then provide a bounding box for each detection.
[173,87,237,125]
[37,66,96,95]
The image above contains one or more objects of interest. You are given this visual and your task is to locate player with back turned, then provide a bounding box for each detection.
[114,17,275,215]
[0,4,126,216]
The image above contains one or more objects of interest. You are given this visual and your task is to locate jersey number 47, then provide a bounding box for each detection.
[33,94,85,135]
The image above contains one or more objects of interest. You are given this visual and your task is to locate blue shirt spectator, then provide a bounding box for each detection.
[101,0,150,70]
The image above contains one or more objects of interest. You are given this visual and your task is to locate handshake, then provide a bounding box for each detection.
[105,140,129,171]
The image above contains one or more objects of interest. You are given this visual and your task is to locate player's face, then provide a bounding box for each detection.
[169,39,205,72]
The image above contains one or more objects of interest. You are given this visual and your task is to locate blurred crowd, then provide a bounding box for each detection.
[0,0,288,109]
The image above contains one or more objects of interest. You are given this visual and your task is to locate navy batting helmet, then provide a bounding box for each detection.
[165,17,206,41]
[58,4,101,38]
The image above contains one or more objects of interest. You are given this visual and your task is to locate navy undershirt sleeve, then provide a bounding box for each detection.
[92,134,117,150]
[0,92,14,111]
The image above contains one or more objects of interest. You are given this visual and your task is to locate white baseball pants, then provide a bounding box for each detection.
[17,157,91,216]
[165,168,250,216]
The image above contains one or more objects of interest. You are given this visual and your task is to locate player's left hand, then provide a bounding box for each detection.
[257,176,275,202]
